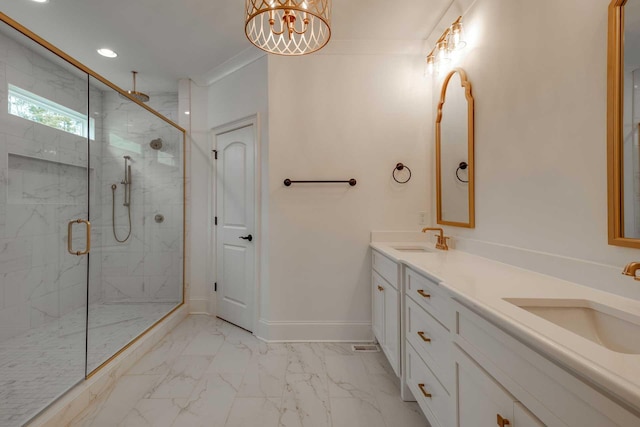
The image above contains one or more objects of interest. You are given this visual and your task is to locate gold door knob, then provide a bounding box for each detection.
[417,331,431,342]
[418,383,432,398]
[417,289,431,298]
[497,414,510,427]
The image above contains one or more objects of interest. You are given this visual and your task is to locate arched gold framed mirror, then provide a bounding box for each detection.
[608,0,640,248]
[436,68,475,228]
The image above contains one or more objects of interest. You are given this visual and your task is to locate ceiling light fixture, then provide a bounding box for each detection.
[245,0,331,55]
[426,16,467,75]
[31,0,49,3]
[97,48,118,58]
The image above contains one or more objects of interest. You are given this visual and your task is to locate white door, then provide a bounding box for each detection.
[215,124,256,332]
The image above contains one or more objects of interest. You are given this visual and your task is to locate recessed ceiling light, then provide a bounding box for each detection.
[184,111,190,115]
[97,48,117,58]
[31,0,49,3]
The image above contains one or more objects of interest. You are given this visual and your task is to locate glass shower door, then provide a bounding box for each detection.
[86,76,184,374]
[0,21,91,425]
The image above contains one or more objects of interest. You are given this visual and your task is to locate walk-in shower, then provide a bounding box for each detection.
[0,15,185,426]
[111,155,133,243]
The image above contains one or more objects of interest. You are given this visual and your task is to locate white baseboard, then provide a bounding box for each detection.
[189,298,209,314]
[256,319,373,342]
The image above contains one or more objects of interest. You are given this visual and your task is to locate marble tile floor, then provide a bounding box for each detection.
[70,315,428,427]
[0,302,178,427]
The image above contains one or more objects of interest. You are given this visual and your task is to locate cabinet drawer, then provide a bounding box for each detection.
[372,250,399,290]
[456,303,640,427]
[406,297,452,392]
[456,346,516,427]
[406,342,453,427]
[405,267,452,330]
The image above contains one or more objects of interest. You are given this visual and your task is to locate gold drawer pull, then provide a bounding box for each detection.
[417,331,431,342]
[377,285,384,292]
[497,414,510,427]
[417,289,431,298]
[418,383,432,398]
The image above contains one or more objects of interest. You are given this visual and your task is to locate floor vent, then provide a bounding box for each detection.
[351,344,380,353]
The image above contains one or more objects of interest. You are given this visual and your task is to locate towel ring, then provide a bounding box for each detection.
[456,162,469,183]
[393,163,412,184]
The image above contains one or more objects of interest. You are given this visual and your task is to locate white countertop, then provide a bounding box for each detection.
[370,241,640,411]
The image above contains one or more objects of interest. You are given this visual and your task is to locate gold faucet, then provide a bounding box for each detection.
[622,262,640,280]
[422,227,450,251]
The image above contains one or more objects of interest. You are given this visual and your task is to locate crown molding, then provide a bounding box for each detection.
[192,37,439,88]
[191,46,266,87]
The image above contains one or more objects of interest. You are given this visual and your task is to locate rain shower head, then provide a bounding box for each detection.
[125,71,149,103]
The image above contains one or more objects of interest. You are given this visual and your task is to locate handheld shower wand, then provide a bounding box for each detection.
[112,156,133,243]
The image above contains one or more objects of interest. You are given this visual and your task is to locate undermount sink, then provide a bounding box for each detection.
[390,246,437,253]
[504,298,640,354]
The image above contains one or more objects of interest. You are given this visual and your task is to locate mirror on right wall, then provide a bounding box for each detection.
[608,0,640,248]
[436,68,475,228]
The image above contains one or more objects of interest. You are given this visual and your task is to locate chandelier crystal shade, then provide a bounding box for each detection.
[245,0,332,55]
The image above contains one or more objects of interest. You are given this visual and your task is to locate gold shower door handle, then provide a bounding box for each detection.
[67,219,91,256]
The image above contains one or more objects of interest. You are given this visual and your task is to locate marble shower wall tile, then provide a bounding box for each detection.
[99,91,182,305]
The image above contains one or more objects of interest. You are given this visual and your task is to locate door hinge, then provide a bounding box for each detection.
[213,149,218,160]
[214,282,217,292]
[214,216,218,226]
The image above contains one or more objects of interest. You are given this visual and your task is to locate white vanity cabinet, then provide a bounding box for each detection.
[401,265,640,427]
[371,250,400,377]
[454,301,640,427]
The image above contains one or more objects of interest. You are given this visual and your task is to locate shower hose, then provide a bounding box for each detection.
[111,184,132,243]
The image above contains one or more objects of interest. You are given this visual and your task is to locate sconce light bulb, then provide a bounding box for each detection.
[449,22,467,51]
[437,41,450,63]
[426,55,435,75]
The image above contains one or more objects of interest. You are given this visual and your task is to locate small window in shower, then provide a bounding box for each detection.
[8,84,95,139]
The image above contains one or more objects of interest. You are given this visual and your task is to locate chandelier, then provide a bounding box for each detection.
[245,0,332,55]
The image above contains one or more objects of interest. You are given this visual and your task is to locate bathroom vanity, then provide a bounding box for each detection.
[371,243,640,427]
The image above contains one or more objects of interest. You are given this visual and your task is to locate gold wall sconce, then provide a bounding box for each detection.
[426,16,467,75]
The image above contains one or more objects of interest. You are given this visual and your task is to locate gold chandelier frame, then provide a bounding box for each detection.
[245,0,332,56]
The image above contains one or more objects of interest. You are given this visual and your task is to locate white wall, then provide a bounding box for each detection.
[264,53,430,340]
[430,0,640,301]
[191,50,430,340]
[189,56,269,315]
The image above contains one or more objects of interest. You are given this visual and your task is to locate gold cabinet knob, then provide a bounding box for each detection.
[497,414,510,427]
[377,285,384,292]
[417,331,431,342]
[417,289,431,298]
